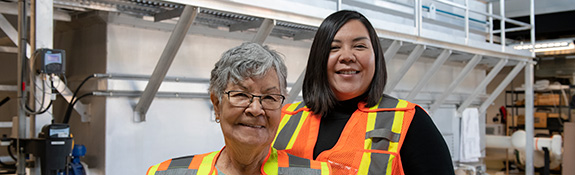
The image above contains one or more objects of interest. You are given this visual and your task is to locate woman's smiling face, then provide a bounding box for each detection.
[211,69,282,148]
[327,19,376,101]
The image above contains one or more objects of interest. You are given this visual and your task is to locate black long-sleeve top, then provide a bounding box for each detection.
[313,96,455,174]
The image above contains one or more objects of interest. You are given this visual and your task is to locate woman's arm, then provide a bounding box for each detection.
[401,106,455,175]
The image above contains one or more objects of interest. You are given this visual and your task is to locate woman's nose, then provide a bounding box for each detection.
[245,98,265,117]
[339,48,356,63]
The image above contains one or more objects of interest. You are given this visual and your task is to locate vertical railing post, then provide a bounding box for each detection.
[500,0,505,52]
[524,62,535,175]
[464,0,469,44]
[488,2,493,44]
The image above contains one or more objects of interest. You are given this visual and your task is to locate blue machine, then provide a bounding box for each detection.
[67,144,87,175]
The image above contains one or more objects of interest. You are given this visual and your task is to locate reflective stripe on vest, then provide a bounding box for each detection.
[147,151,218,175]
[148,148,330,175]
[273,102,309,150]
[273,95,416,175]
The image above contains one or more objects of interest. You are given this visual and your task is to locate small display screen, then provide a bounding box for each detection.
[45,53,62,64]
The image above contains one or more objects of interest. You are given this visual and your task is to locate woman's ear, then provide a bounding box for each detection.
[210,93,220,120]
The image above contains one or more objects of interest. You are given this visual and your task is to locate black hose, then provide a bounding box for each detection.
[0,97,9,108]
[7,145,16,162]
[63,92,94,124]
[63,75,95,124]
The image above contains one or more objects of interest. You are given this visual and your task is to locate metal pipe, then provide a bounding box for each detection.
[464,0,469,44]
[457,58,507,113]
[493,26,531,33]
[530,0,535,58]
[524,62,535,175]
[435,0,465,9]
[429,54,481,113]
[415,0,422,36]
[93,91,209,99]
[16,0,27,174]
[134,6,199,122]
[500,0,505,52]
[488,2,493,44]
[94,73,209,83]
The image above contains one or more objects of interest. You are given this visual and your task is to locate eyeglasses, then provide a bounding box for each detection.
[224,90,285,110]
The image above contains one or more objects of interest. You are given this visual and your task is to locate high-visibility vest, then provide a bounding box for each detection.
[147,147,331,175]
[272,95,417,175]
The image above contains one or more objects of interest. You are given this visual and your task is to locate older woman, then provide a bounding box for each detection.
[147,42,330,175]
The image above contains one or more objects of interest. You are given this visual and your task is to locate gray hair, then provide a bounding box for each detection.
[209,42,288,102]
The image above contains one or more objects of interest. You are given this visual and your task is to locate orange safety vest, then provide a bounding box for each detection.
[272,95,417,175]
[147,147,331,175]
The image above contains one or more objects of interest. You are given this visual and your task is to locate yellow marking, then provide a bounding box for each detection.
[357,152,371,175]
[146,164,159,175]
[197,151,218,175]
[285,111,309,149]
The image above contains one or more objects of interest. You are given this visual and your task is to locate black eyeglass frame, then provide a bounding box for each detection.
[223,90,286,109]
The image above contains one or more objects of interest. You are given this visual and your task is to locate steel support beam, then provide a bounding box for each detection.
[384,40,402,63]
[384,44,425,94]
[252,18,275,44]
[29,0,54,145]
[0,46,17,53]
[0,14,31,57]
[457,58,507,113]
[0,1,71,21]
[134,6,199,122]
[430,54,481,113]
[406,49,451,101]
[478,61,525,113]
[524,61,535,175]
[286,69,305,104]
[0,85,17,91]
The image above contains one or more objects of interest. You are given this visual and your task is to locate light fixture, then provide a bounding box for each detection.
[512,38,575,53]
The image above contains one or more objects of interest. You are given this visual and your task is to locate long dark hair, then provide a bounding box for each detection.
[302,10,387,115]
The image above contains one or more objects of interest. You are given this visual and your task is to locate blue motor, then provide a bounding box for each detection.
[67,144,87,175]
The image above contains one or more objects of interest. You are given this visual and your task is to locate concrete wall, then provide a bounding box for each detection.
[54,11,108,174]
